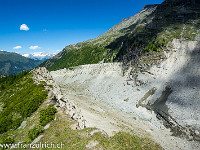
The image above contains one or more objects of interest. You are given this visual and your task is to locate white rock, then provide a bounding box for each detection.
[44,124,50,130]
[195,130,199,135]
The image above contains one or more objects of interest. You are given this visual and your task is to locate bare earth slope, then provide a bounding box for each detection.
[50,39,200,150]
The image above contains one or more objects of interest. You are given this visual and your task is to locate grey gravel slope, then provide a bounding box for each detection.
[50,38,200,150]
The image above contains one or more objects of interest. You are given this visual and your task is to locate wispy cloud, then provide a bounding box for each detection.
[20,24,29,31]
[43,29,47,32]
[13,46,22,49]
[29,46,41,50]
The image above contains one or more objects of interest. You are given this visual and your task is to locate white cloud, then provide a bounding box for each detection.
[22,51,57,60]
[13,46,22,49]
[0,50,4,51]
[23,54,30,57]
[29,46,41,50]
[20,24,29,31]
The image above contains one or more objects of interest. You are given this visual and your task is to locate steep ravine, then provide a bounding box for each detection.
[49,39,200,150]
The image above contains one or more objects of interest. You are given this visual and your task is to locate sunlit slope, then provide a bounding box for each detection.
[40,0,200,71]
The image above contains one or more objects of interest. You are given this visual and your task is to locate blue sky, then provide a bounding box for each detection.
[0,0,164,54]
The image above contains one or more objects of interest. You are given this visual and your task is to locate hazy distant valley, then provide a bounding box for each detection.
[0,51,41,75]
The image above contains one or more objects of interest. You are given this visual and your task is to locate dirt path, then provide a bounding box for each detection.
[60,84,148,137]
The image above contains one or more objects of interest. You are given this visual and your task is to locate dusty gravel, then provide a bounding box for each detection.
[50,39,200,150]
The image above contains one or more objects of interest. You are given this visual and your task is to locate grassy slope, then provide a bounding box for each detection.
[1,103,162,150]
[39,112,162,150]
[0,72,162,150]
[40,31,124,71]
[40,5,156,71]
[40,1,200,71]
[0,51,42,75]
[0,72,48,143]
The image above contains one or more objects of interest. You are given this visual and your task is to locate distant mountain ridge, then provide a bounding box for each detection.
[22,51,57,61]
[0,51,42,75]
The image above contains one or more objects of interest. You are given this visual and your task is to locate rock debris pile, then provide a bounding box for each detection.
[32,67,86,129]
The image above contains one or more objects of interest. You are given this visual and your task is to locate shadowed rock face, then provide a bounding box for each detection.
[150,86,172,126]
[147,86,181,135]
[151,86,172,114]
[135,39,200,141]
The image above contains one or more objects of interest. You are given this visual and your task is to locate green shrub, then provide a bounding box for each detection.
[0,71,29,91]
[143,39,163,53]
[92,131,162,150]
[0,72,48,134]
[39,105,57,126]
[28,126,44,140]
[0,133,14,145]
[41,45,109,71]
[2,137,14,144]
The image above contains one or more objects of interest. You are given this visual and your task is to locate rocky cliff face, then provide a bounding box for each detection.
[136,39,200,140]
